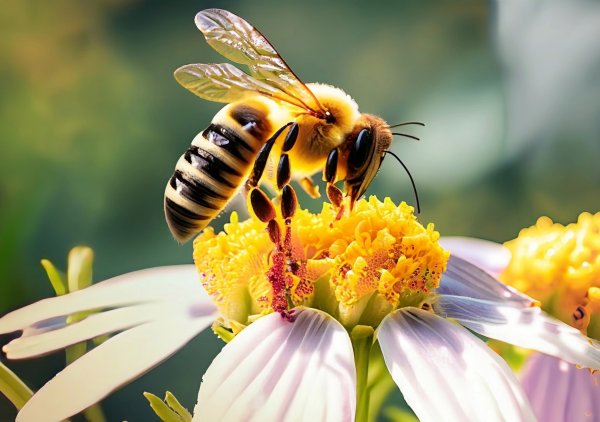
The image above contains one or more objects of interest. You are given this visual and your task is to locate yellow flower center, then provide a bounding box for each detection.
[501,212,600,337]
[193,196,448,331]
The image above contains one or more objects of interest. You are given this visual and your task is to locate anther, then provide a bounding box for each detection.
[572,304,591,333]
[573,305,587,322]
[249,188,276,222]
[282,123,299,152]
[281,185,297,220]
[277,154,291,190]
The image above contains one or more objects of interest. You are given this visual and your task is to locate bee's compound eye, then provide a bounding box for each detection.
[348,129,372,171]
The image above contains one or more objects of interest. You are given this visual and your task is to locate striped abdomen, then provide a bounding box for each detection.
[165,103,272,242]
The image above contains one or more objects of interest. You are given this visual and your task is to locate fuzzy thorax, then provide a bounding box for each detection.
[282,83,360,177]
[193,196,448,332]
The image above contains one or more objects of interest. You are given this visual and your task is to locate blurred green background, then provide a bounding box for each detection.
[1,0,599,420]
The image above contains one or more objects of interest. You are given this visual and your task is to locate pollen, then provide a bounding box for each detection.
[193,197,448,330]
[193,212,274,325]
[501,212,600,331]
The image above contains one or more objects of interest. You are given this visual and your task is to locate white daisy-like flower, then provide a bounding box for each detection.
[3,199,600,422]
[441,211,600,422]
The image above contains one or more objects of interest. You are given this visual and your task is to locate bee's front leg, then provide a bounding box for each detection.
[324,148,345,221]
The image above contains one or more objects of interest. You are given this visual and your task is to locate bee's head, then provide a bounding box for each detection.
[341,115,392,208]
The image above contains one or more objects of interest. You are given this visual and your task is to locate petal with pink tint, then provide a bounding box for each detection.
[0,266,214,334]
[194,308,356,422]
[436,295,600,369]
[439,236,511,278]
[378,307,535,422]
[16,316,214,422]
[437,256,534,307]
[521,353,600,422]
[1,266,217,359]
[377,308,534,422]
[0,265,219,422]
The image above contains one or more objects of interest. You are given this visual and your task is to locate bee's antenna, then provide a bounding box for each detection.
[392,132,420,141]
[388,122,425,128]
[383,150,421,214]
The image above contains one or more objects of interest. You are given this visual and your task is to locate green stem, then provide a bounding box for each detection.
[351,325,374,422]
[367,343,396,421]
[0,361,33,410]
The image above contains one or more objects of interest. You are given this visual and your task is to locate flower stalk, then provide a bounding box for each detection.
[351,325,375,422]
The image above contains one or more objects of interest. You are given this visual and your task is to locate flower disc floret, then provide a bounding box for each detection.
[194,196,448,330]
[501,212,600,331]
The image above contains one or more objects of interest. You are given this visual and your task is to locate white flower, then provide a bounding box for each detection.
[441,225,600,422]
[3,257,600,421]
[0,266,218,421]
[4,204,600,422]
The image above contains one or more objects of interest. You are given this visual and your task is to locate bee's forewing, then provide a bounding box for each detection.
[194,9,324,113]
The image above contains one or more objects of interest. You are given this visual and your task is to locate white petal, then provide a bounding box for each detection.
[437,256,534,307]
[520,353,600,422]
[436,295,600,369]
[0,265,210,334]
[194,308,356,422]
[5,302,180,359]
[439,236,511,278]
[378,307,535,422]
[16,315,214,422]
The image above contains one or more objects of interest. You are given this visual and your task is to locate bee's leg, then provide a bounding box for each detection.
[246,122,300,317]
[246,122,294,190]
[246,122,295,232]
[273,129,304,319]
[246,122,298,226]
[324,148,345,220]
[299,177,321,199]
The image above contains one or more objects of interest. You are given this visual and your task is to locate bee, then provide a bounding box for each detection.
[165,9,421,243]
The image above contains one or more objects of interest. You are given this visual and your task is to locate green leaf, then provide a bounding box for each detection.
[144,392,188,422]
[65,342,88,365]
[67,246,94,292]
[40,259,67,296]
[384,406,419,422]
[82,402,107,422]
[164,391,192,421]
[0,361,33,410]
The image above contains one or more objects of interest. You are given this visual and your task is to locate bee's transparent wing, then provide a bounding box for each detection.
[175,63,310,108]
[194,9,324,114]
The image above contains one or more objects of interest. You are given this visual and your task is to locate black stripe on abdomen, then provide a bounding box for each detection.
[169,170,228,210]
[202,123,257,162]
[184,146,242,189]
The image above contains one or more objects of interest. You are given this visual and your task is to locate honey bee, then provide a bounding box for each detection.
[165,9,421,243]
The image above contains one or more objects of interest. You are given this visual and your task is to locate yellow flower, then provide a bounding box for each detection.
[193,196,448,329]
[7,201,600,422]
[442,212,600,422]
[501,212,600,336]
